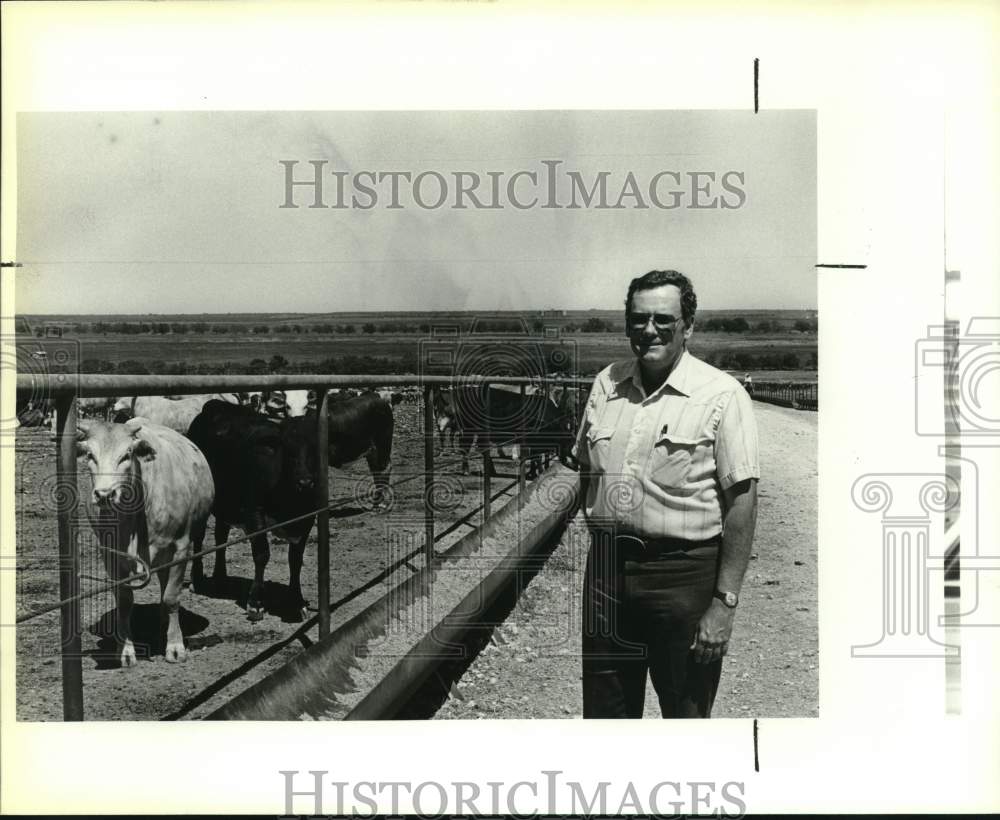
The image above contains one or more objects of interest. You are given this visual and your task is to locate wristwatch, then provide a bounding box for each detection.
[714,589,739,608]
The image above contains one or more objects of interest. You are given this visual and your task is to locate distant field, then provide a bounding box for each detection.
[18,307,817,330]
[16,310,817,380]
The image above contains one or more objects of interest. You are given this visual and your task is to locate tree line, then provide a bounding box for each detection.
[33,316,817,337]
[79,345,816,376]
[81,354,413,376]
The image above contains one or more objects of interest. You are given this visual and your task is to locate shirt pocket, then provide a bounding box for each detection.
[649,431,702,489]
[585,426,616,472]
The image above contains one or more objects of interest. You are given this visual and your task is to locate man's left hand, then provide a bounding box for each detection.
[690,599,736,664]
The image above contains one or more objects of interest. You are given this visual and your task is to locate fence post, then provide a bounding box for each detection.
[423,385,435,567]
[55,394,83,721]
[482,383,491,522]
[518,384,527,499]
[570,380,579,441]
[315,388,331,640]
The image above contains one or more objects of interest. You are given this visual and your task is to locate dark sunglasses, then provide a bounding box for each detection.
[627,312,680,332]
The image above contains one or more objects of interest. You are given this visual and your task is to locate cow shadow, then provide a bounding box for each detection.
[186,575,312,624]
[330,506,368,519]
[87,605,211,670]
[180,506,369,624]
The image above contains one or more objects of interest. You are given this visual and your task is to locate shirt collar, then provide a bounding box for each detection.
[617,349,693,399]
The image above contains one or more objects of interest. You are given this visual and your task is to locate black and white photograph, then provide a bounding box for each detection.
[11,109,817,723]
[1,3,997,817]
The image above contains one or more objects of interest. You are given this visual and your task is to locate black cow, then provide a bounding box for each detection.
[315,391,394,509]
[187,400,319,621]
[431,385,573,479]
[187,393,395,620]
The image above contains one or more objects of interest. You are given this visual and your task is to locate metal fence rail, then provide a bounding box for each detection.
[16,373,595,398]
[14,372,592,721]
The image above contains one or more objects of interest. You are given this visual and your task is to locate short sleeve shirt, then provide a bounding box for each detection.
[572,350,760,541]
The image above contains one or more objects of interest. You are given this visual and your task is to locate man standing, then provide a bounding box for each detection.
[573,269,759,718]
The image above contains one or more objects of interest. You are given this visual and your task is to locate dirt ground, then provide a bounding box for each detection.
[14,400,816,722]
[433,402,819,720]
[12,401,517,721]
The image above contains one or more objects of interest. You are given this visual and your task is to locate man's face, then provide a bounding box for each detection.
[627,284,692,372]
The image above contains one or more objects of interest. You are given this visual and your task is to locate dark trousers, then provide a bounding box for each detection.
[582,530,723,719]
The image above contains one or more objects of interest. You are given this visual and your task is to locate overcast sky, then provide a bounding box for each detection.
[15,110,815,314]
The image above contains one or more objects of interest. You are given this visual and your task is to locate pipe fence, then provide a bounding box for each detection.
[14,372,591,720]
[747,380,818,411]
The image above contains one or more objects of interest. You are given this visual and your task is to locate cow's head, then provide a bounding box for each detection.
[76,418,155,507]
[280,416,319,493]
[260,389,317,419]
[234,422,285,498]
[261,390,288,420]
[285,389,317,418]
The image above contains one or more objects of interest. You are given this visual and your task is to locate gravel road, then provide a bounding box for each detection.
[433,402,818,719]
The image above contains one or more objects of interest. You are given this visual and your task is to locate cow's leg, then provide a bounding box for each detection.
[189,515,209,592]
[286,525,312,622]
[247,530,270,621]
[525,449,539,481]
[365,453,391,511]
[458,431,474,475]
[213,519,230,581]
[102,529,138,667]
[366,417,394,511]
[155,540,189,663]
[116,578,137,667]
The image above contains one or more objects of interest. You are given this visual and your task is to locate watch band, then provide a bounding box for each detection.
[714,589,739,608]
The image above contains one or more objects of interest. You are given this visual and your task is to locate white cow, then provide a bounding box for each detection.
[77,418,214,666]
[283,389,314,417]
[376,389,405,406]
[260,389,315,420]
[113,394,239,433]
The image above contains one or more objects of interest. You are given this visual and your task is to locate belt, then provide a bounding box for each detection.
[592,529,721,557]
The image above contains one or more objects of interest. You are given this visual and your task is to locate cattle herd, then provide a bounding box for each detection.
[430,385,578,479]
[17,383,584,670]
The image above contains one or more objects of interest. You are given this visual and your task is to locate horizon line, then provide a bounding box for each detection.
[15,307,818,318]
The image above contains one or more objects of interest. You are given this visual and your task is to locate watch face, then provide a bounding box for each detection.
[718,591,738,607]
